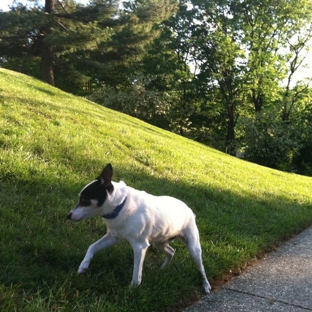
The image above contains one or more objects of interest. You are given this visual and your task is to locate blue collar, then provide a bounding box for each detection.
[102,197,127,219]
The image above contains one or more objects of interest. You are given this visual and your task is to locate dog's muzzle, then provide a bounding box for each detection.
[67,212,73,220]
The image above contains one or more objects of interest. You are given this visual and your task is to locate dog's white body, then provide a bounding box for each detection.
[67,164,211,293]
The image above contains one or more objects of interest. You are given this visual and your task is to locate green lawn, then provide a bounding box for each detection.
[1,68,312,311]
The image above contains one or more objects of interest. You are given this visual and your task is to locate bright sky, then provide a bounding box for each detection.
[0,0,87,11]
[0,0,34,11]
[0,0,14,11]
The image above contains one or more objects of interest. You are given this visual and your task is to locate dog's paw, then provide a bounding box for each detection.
[130,279,141,287]
[78,266,88,274]
[203,281,211,294]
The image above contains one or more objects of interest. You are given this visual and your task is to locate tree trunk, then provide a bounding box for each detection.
[40,43,55,86]
[252,88,264,112]
[45,0,54,12]
[40,0,55,86]
[226,101,236,155]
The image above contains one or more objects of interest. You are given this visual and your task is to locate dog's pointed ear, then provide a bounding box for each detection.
[99,163,114,193]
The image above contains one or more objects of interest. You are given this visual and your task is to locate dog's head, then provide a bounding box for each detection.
[67,164,114,221]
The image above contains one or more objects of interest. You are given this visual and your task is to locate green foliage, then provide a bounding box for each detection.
[239,113,301,170]
[2,69,312,311]
[0,0,118,88]
[153,0,312,156]
[0,0,177,93]
[238,85,312,174]
[87,82,172,129]
[291,101,312,175]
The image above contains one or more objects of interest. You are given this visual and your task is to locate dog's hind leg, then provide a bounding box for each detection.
[161,244,175,269]
[78,232,119,274]
[154,242,175,269]
[183,227,211,294]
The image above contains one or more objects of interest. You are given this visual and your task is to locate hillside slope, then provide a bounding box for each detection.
[1,68,312,311]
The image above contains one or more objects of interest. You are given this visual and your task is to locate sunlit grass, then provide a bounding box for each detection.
[1,68,312,311]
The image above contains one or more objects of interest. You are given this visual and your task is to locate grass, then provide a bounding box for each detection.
[1,68,312,311]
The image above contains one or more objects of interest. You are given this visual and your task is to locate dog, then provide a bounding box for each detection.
[67,163,211,293]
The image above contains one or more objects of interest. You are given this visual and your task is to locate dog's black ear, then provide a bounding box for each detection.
[99,164,114,192]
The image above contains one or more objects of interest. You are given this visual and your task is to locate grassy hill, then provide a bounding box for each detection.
[1,68,312,311]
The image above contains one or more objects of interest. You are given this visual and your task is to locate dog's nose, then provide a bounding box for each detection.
[67,212,72,220]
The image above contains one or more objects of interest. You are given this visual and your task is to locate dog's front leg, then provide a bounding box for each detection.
[78,233,119,274]
[130,244,149,287]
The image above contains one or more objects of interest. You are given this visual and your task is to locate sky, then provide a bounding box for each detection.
[1,0,311,85]
[0,0,87,11]
[0,0,37,11]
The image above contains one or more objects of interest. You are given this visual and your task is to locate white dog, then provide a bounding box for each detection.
[67,163,211,293]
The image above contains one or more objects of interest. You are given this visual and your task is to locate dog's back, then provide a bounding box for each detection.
[103,185,194,244]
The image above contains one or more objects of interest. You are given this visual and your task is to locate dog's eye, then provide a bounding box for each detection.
[80,198,90,206]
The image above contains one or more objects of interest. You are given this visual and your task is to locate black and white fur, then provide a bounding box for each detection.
[67,164,211,293]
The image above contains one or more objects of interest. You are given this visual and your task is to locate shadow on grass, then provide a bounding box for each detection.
[1,160,312,311]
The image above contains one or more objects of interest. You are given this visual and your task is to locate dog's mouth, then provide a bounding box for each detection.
[66,212,84,222]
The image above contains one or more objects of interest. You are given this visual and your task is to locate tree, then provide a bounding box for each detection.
[0,0,119,89]
[233,0,312,169]
[140,2,200,135]
[177,0,248,154]
[167,0,312,155]
[0,0,177,93]
[40,0,55,85]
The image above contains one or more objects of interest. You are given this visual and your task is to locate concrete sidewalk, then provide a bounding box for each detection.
[184,227,312,312]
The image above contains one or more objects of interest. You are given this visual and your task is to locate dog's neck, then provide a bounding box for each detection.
[102,195,127,219]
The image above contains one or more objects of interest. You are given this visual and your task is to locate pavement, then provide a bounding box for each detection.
[184,226,312,312]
